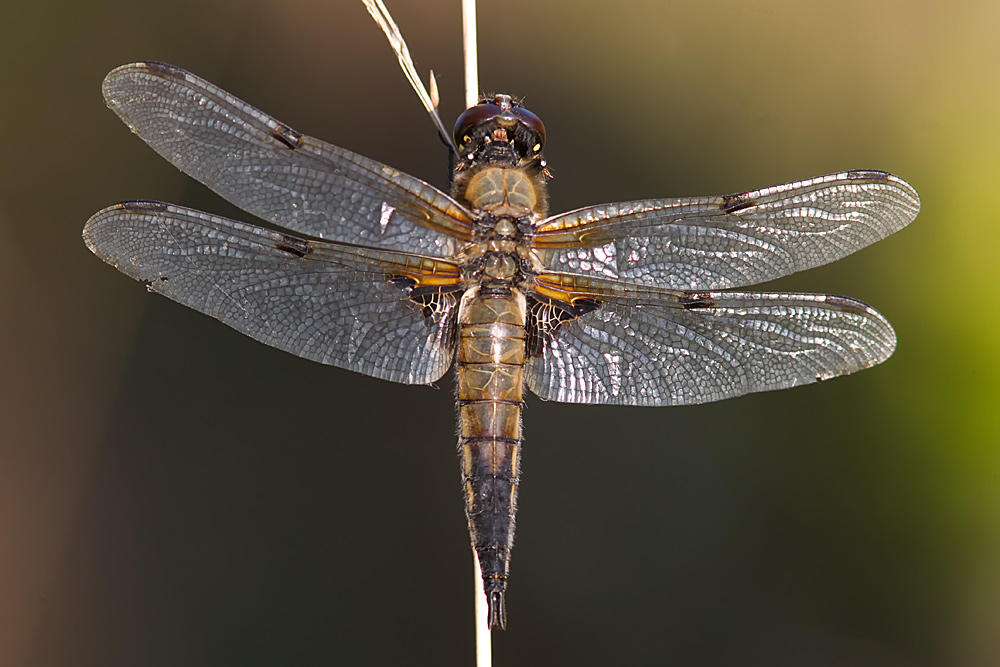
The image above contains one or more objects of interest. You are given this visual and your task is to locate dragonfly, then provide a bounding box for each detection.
[83,61,920,630]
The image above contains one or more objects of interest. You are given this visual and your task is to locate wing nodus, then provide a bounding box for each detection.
[456,286,527,630]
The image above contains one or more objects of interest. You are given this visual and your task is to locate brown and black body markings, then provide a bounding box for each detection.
[451,94,549,630]
[455,285,527,631]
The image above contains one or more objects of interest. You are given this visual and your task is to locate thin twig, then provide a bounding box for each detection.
[474,553,491,664]
[362,0,487,663]
[462,0,479,109]
[463,0,490,662]
[362,0,457,152]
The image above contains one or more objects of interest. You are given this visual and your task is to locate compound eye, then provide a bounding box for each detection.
[512,107,546,150]
[453,101,501,146]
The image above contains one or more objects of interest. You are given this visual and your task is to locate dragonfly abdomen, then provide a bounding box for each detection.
[456,287,527,630]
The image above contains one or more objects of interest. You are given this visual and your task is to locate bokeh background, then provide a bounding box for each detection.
[1,0,997,664]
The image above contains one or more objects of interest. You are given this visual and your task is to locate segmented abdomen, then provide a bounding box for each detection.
[456,287,527,630]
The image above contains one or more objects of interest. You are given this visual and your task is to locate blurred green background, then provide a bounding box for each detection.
[1,0,997,664]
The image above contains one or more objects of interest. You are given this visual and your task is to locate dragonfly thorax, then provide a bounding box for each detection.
[461,210,537,286]
[460,245,530,286]
[463,167,543,218]
[482,252,519,281]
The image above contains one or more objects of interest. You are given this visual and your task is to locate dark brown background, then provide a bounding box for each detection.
[2,0,997,664]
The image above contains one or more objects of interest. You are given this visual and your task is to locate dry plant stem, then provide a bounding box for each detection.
[362,0,489,661]
[474,551,491,664]
[462,0,491,662]
[463,0,479,109]
[362,0,456,151]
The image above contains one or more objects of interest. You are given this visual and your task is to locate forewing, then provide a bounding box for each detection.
[101,62,474,257]
[526,278,895,406]
[83,202,461,384]
[533,171,919,290]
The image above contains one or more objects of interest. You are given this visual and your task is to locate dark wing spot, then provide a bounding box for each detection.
[845,169,890,182]
[823,294,873,316]
[526,293,601,357]
[572,298,600,316]
[274,235,310,258]
[137,61,184,77]
[271,124,302,149]
[413,286,463,323]
[388,277,462,327]
[411,288,458,352]
[387,275,417,294]
[119,200,170,214]
[679,292,715,310]
[720,192,757,214]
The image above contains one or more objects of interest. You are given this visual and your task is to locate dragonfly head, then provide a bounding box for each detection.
[453,94,546,170]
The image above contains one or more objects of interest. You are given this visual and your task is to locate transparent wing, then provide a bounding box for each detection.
[102,62,474,258]
[525,278,895,406]
[83,201,462,384]
[533,171,919,290]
